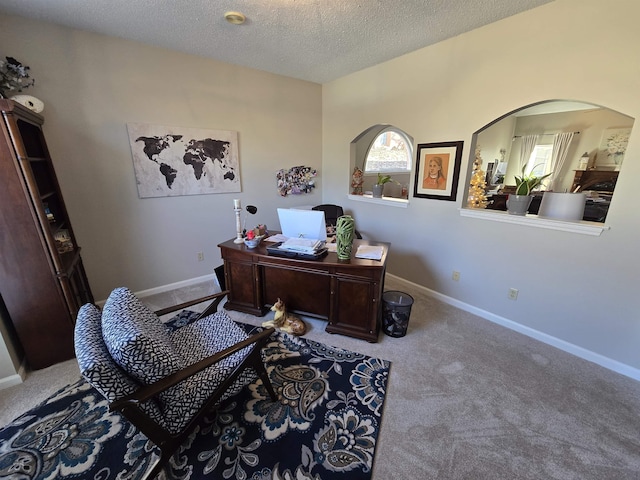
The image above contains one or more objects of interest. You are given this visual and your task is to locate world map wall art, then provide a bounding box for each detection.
[126,123,241,198]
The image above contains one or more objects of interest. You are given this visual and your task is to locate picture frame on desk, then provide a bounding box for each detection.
[413,141,463,201]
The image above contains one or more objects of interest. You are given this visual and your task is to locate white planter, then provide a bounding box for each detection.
[538,192,586,222]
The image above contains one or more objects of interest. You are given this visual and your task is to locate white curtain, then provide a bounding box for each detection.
[519,134,539,172]
[548,132,575,191]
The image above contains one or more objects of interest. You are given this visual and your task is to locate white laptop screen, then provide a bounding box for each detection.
[277,208,327,241]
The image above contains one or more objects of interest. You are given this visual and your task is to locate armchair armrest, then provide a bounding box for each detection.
[110,326,275,411]
[154,290,229,318]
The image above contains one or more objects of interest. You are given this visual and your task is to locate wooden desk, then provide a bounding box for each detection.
[218,238,389,342]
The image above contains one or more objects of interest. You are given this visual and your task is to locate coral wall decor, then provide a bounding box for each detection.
[276,165,317,197]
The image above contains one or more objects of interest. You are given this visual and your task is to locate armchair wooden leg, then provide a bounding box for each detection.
[254,360,278,401]
[145,451,169,480]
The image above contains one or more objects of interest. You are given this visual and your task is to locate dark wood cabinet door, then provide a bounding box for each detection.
[224,257,264,315]
[261,264,331,318]
[327,276,379,342]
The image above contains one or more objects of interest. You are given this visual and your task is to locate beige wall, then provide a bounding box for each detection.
[0,14,322,382]
[0,14,322,301]
[1,0,640,382]
[322,0,640,375]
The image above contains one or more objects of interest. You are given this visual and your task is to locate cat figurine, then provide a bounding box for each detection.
[262,298,307,336]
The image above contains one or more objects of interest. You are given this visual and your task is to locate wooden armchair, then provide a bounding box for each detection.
[74,287,277,479]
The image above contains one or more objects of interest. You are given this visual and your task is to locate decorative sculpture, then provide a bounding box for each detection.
[335,215,355,260]
[262,298,307,336]
[351,166,364,195]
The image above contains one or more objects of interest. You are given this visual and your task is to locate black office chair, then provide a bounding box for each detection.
[312,204,362,239]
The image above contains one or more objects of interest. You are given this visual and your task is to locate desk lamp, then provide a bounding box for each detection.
[243,205,257,236]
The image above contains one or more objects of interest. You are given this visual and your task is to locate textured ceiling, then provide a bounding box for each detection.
[0,0,553,84]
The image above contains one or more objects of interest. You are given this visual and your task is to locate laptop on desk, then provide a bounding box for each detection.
[266,208,328,259]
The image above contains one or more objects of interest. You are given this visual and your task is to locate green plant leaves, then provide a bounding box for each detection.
[376,173,392,185]
[514,164,552,196]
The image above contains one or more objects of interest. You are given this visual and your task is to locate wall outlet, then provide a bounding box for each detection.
[452,270,461,281]
[508,287,519,300]
[197,252,204,262]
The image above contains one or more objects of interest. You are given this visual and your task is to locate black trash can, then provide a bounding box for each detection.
[214,265,226,291]
[382,291,414,337]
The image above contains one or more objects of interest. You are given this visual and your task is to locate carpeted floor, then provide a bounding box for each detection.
[2,275,640,479]
[0,315,390,480]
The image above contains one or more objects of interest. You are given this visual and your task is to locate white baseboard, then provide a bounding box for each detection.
[0,360,27,391]
[0,374,23,390]
[386,273,640,382]
[93,272,639,382]
[95,273,217,307]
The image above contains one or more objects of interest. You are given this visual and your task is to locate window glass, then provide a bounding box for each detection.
[364,130,412,173]
[526,144,553,189]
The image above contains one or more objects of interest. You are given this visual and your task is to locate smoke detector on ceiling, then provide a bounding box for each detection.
[224,11,246,25]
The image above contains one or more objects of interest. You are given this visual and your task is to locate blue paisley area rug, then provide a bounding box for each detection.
[0,316,391,480]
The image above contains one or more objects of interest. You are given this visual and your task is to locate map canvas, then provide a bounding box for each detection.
[127,123,241,198]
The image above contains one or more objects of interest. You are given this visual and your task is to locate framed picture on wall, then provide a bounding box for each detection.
[596,127,631,170]
[413,141,463,201]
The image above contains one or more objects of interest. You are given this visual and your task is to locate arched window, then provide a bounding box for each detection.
[364,128,413,173]
[350,125,414,201]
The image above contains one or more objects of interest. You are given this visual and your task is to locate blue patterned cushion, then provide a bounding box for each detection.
[163,311,257,434]
[102,287,185,386]
[74,303,166,428]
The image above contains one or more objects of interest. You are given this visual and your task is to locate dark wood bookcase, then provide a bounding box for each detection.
[0,99,93,369]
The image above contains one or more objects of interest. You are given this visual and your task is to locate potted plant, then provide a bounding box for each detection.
[506,165,552,215]
[372,173,397,198]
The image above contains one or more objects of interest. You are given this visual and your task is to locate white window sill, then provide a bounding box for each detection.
[459,208,610,236]
[348,194,409,208]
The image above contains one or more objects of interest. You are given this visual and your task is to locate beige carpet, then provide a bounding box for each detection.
[2,275,640,479]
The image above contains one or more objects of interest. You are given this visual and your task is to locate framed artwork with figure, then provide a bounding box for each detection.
[413,141,463,201]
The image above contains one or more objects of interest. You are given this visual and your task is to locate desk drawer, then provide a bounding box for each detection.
[261,264,331,318]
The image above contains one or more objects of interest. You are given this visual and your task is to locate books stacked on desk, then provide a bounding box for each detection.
[278,238,325,254]
[266,237,328,260]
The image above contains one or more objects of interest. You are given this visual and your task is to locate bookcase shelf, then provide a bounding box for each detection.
[0,99,94,369]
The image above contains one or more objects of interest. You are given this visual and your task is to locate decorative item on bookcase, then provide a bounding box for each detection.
[10,94,44,113]
[335,215,355,260]
[43,203,55,223]
[54,229,74,254]
[0,56,35,99]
